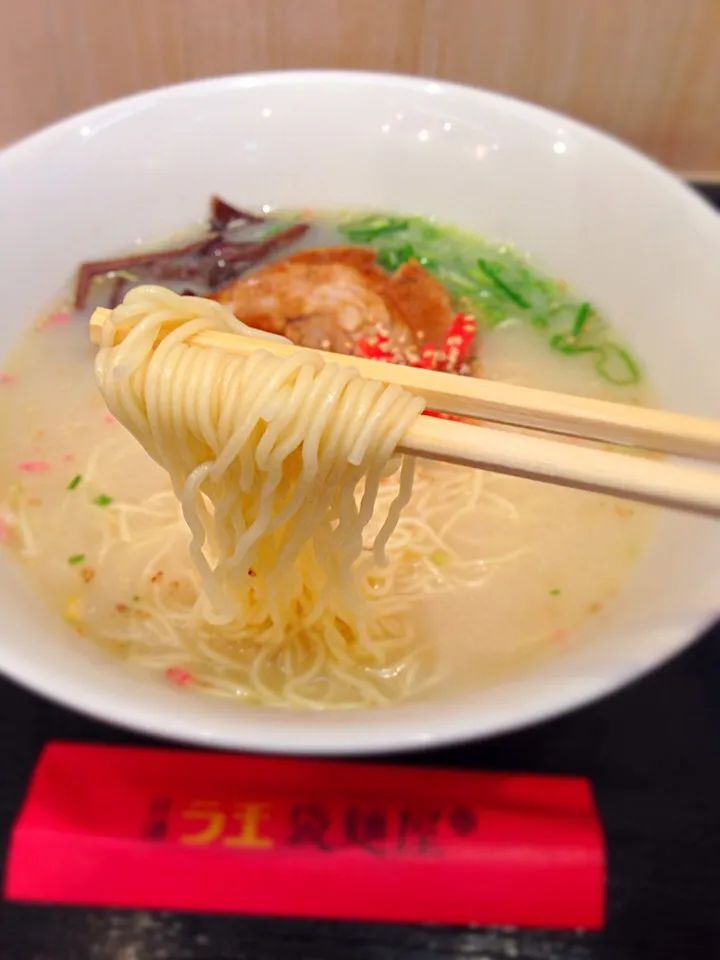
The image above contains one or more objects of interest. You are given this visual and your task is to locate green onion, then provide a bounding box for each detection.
[67,474,82,490]
[549,588,562,596]
[595,344,641,385]
[438,268,479,293]
[377,243,416,272]
[549,333,598,355]
[482,303,509,325]
[548,302,594,352]
[417,221,444,241]
[572,301,592,336]
[336,211,642,388]
[93,493,113,507]
[341,216,410,243]
[545,302,576,324]
[68,553,85,565]
[476,259,531,309]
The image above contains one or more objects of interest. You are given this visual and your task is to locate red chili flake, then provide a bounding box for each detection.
[150,570,164,584]
[248,568,257,577]
[0,517,12,542]
[553,628,568,642]
[438,313,476,373]
[165,666,192,686]
[358,313,475,373]
[103,414,115,425]
[115,602,128,614]
[423,409,459,421]
[355,337,394,361]
[16,460,51,472]
[414,345,437,370]
[0,372,14,384]
[46,311,71,326]
[355,313,477,421]
[62,453,75,462]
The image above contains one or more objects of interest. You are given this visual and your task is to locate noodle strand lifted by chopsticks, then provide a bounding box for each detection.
[94,285,426,707]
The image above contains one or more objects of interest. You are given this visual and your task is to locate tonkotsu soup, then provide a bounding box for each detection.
[0,202,655,709]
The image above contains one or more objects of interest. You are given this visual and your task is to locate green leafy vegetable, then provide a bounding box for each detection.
[67,474,82,490]
[93,493,113,507]
[68,553,85,565]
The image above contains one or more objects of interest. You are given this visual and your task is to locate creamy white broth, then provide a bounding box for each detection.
[0,305,653,704]
[0,207,656,707]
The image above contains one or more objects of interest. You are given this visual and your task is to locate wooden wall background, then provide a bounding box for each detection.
[1,0,718,174]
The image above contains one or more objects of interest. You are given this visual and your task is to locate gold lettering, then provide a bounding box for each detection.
[223,802,274,848]
[180,800,225,845]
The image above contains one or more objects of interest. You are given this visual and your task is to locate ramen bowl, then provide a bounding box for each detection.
[0,71,718,754]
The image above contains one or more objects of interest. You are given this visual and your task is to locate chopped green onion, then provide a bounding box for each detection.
[341,216,410,243]
[132,594,140,602]
[476,259,531,309]
[547,302,595,353]
[417,221,444,241]
[482,303,509,325]
[595,344,641,385]
[549,333,598,355]
[438,268,478,293]
[549,588,562,596]
[572,301,592,336]
[67,474,82,490]
[336,211,642,388]
[544,303,584,339]
[377,243,416,272]
[93,493,113,507]
[68,553,85,565]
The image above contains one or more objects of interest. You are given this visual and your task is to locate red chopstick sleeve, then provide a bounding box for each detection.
[5,742,605,928]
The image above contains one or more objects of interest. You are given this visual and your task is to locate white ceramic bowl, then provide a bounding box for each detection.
[0,71,718,754]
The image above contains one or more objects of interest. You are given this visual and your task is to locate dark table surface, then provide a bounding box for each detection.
[0,183,718,960]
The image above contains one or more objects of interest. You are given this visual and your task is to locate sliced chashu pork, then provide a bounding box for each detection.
[209,245,455,355]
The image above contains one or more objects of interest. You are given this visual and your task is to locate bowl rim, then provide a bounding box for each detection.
[0,68,719,754]
[1,68,718,234]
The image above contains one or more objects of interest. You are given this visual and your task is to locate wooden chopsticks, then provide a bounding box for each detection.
[407,414,720,517]
[89,308,720,518]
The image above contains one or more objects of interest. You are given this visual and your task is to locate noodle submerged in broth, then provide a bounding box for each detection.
[0,206,655,709]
